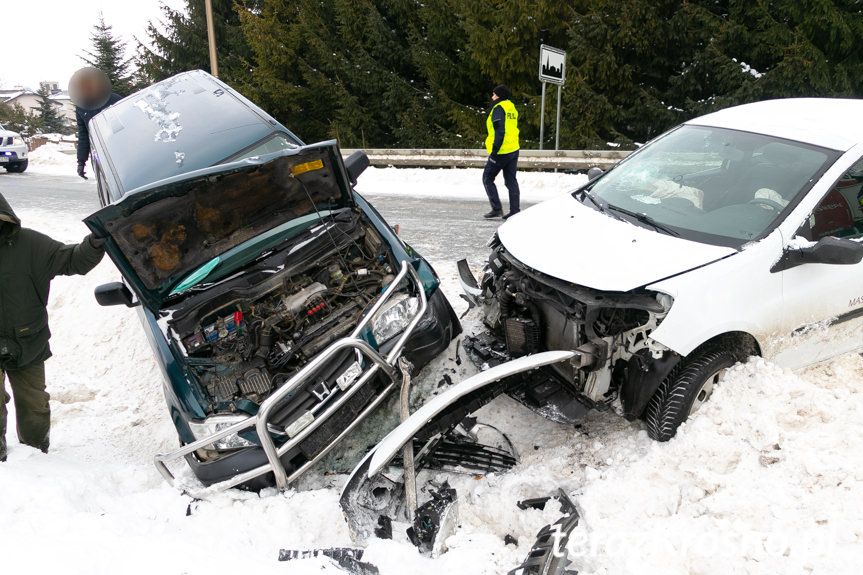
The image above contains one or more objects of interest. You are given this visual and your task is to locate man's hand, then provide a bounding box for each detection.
[87,233,106,249]
[77,163,88,180]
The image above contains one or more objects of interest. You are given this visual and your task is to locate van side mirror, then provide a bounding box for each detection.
[587,167,604,182]
[95,282,138,307]
[771,236,863,272]
[344,150,370,186]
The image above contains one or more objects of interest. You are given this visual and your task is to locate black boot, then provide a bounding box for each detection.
[0,437,6,462]
[483,209,503,219]
[502,210,520,220]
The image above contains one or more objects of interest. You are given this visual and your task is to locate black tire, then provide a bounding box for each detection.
[644,348,737,442]
[5,160,27,173]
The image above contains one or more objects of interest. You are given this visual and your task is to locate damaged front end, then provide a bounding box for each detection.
[89,143,461,494]
[459,236,678,422]
[155,258,432,493]
[339,351,575,555]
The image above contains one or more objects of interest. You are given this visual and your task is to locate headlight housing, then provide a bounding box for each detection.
[188,414,256,451]
[372,294,419,345]
[12,136,24,146]
[655,292,674,313]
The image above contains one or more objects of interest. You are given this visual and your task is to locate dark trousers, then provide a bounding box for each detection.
[483,150,520,213]
[1,362,50,452]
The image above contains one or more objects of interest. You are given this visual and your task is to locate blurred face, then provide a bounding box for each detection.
[492,92,499,101]
[69,68,111,110]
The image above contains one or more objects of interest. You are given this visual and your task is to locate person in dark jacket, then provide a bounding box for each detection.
[482,84,521,219]
[70,67,123,180]
[0,193,105,461]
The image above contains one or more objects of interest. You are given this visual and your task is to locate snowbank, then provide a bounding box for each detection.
[0,179,861,575]
[26,142,78,175]
[356,165,585,203]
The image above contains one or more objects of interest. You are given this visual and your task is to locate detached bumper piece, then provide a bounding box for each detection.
[278,548,379,575]
[508,490,580,575]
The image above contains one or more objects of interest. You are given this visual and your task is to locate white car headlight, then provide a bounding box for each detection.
[12,136,24,146]
[188,414,256,450]
[372,294,419,344]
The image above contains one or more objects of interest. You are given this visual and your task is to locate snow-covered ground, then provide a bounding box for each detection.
[2,149,862,575]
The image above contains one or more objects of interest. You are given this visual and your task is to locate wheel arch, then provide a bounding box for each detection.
[622,330,761,420]
[691,330,761,360]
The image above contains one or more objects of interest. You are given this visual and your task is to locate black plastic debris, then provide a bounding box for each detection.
[406,485,458,556]
[437,373,453,388]
[508,490,580,575]
[516,496,552,511]
[278,548,379,575]
[374,515,393,540]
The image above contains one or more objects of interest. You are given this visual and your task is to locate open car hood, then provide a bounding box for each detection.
[497,193,737,292]
[85,141,354,311]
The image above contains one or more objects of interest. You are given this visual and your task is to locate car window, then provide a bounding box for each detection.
[225,134,297,163]
[800,157,863,241]
[587,125,840,247]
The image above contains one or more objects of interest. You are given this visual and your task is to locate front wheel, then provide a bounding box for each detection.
[5,160,28,173]
[644,348,737,442]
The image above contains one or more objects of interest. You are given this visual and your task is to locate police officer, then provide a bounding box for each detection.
[482,84,520,219]
[70,67,123,180]
[0,193,105,461]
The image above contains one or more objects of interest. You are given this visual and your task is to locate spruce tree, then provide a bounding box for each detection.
[449,0,571,148]
[0,102,39,135]
[80,14,133,96]
[238,0,435,147]
[35,86,68,134]
[135,0,254,87]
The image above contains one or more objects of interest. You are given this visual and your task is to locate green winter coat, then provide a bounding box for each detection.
[0,193,104,370]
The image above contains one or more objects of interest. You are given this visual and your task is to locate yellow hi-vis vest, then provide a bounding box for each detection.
[485,99,520,154]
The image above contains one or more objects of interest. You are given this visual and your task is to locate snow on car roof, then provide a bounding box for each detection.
[687,98,863,152]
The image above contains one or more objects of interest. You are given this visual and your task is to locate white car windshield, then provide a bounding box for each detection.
[585,125,840,247]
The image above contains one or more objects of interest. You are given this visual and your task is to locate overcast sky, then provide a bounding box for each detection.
[2,0,186,91]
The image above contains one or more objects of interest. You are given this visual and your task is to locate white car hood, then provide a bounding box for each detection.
[497,193,737,291]
[0,129,20,138]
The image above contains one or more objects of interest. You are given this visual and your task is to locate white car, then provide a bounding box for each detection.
[0,124,28,172]
[338,98,863,548]
[455,97,863,441]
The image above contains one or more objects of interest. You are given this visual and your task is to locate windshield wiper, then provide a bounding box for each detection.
[578,188,605,213]
[605,204,681,237]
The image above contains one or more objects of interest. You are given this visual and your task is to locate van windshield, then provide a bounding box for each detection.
[584,125,840,247]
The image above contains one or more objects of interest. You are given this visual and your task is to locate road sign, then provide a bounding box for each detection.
[539,44,566,85]
[538,45,566,150]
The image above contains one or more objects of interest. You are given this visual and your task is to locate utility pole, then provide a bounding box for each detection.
[204,0,219,78]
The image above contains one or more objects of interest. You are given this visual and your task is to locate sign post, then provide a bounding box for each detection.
[538,44,566,150]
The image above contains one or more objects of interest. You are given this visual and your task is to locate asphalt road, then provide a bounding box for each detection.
[0,170,530,271]
[0,171,101,216]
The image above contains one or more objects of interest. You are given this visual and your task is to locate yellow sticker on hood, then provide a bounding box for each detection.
[291,159,324,176]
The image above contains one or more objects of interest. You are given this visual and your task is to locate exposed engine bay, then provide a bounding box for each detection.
[165,209,397,418]
[462,240,673,419]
